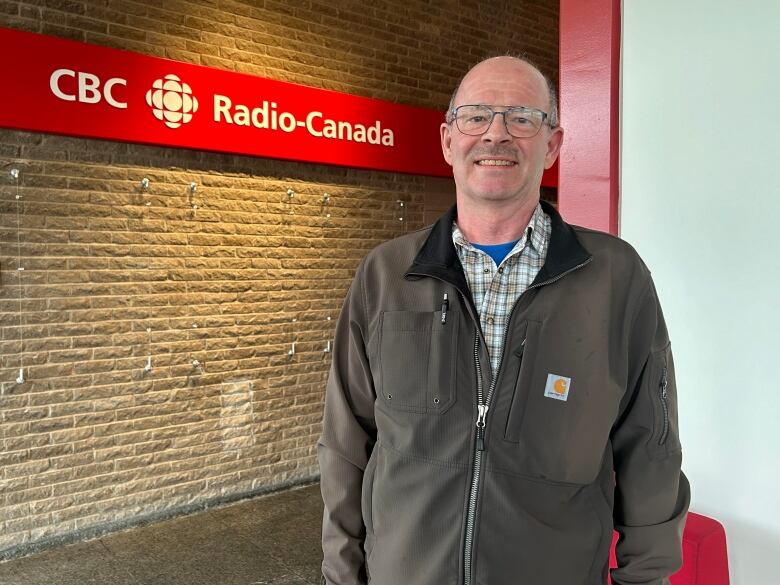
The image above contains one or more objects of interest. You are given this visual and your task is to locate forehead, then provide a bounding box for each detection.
[454,58,549,109]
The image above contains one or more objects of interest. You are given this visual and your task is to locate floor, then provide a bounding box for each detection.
[0,483,324,585]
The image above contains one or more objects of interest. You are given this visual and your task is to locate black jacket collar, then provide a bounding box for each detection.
[404,200,592,291]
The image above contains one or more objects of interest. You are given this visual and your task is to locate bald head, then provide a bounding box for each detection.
[447,56,558,128]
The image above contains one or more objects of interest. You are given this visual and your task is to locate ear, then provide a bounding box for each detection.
[544,126,564,169]
[440,122,454,166]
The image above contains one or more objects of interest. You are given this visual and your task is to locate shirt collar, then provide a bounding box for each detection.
[452,203,547,257]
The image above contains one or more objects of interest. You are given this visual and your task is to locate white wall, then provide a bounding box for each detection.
[621,1,780,583]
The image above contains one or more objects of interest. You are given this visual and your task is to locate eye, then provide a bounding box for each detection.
[457,106,492,125]
[507,112,533,125]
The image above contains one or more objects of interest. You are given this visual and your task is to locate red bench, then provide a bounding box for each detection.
[608,512,730,584]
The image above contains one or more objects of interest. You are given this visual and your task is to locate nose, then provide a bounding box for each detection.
[481,111,512,143]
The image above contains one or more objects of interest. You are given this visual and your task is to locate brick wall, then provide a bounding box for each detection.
[0,0,559,557]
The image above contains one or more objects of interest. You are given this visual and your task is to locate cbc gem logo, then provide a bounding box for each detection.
[145,74,198,129]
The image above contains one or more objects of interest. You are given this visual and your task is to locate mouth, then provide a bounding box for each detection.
[475,158,517,167]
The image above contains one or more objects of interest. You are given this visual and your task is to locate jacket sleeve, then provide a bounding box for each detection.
[610,278,691,585]
[318,264,377,585]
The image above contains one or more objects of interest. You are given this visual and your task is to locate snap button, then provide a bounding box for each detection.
[433,397,440,404]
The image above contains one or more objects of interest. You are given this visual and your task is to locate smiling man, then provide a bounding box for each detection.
[318,56,690,585]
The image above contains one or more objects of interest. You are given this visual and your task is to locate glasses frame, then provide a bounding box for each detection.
[448,104,551,138]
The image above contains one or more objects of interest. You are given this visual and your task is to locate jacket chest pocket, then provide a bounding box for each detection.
[502,321,616,485]
[378,310,458,414]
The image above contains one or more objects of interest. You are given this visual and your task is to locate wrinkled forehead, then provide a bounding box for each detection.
[454,58,549,109]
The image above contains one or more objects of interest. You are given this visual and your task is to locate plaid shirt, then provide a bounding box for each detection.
[453,204,551,375]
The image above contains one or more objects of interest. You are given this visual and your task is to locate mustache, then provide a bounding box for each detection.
[469,147,519,161]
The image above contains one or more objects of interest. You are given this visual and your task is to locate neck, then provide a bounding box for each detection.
[456,194,540,245]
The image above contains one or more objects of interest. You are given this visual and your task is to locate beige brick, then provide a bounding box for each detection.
[20,469,76,490]
[27,415,75,434]
[2,405,48,423]
[3,434,48,451]
[26,443,74,461]
[4,459,51,480]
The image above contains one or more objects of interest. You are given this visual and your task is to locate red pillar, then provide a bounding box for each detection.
[558,0,621,235]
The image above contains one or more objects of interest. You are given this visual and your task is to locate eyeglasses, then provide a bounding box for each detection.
[449,105,550,138]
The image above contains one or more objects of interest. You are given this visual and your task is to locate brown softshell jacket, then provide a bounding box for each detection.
[319,202,690,585]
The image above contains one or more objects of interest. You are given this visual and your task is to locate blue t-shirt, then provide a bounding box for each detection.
[472,240,520,267]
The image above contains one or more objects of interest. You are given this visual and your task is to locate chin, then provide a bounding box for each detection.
[470,190,519,203]
[469,181,521,199]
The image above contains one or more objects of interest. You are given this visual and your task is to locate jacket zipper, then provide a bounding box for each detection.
[462,257,592,585]
[659,363,670,445]
[463,333,484,585]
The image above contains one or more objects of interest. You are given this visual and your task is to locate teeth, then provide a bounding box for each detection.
[477,159,515,166]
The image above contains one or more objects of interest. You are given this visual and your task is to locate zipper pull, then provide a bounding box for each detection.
[476,404,488,426]
[660,367,668,398]
[476,404,488,451]
[659,365,670,445]
[441,293,449,324]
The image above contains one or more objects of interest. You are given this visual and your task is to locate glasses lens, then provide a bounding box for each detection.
[455,105,494,135]
[504,108,544,137]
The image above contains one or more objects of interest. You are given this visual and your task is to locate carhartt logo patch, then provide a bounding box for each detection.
[544,374,571,401]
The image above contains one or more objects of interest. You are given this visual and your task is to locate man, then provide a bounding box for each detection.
[318,56,690,585]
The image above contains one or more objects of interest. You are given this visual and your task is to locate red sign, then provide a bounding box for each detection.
[0,27,452,177]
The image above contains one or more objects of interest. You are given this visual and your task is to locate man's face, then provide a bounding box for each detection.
[440,58,563,207]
